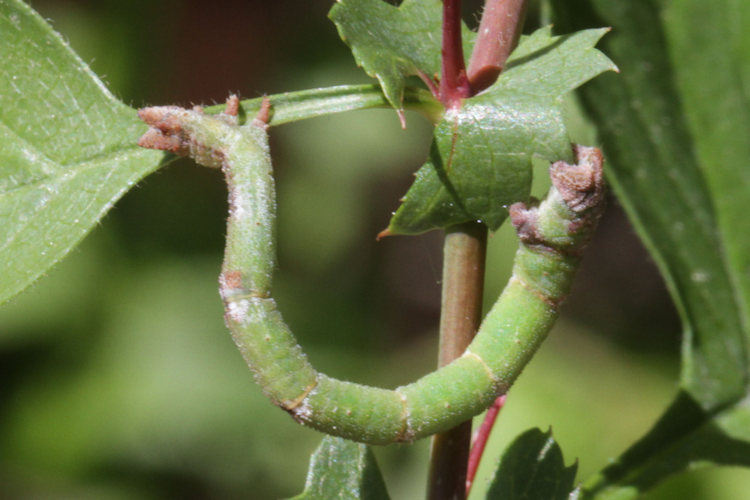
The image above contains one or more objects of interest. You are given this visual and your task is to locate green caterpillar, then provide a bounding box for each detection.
[138,96,605,445]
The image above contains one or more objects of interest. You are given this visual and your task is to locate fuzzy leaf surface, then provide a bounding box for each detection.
[288,436,390,500]
[550,0,750,497]
[486,428,577,500]
[387,27,616,234]
[0,0,164,303]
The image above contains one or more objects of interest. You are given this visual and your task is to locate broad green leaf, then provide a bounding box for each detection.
[329,0,474,111]
[0,0,163,304]
[288,436,390,500]
[387,27,616,234]
[486,427,577,500]
[664,0,750,333]
[550,0,750,497]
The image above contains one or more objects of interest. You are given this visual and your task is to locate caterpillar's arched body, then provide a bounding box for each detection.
[138,96,605,445]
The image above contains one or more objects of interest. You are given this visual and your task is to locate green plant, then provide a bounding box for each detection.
[2,0,749,499]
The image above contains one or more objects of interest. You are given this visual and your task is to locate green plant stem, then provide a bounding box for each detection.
[427,222,488,500]
[202,84,443,126]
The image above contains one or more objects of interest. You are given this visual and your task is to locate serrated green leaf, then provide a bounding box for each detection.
[550,0,750,497]
[329,0,474,111]
[387,27,616,234]
[288,436,390,500]
[486,427,577,500]
[0,0,164,304]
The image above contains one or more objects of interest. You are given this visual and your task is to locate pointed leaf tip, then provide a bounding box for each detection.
[376,228,393,241]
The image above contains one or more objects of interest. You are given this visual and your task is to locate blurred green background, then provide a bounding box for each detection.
[1,0,749,498]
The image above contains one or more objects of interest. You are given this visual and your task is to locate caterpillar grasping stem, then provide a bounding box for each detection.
[138,96,605,445]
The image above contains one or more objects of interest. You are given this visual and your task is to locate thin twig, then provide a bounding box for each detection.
[465,395,506,496]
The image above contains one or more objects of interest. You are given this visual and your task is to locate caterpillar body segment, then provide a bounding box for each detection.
[138,97,605,444]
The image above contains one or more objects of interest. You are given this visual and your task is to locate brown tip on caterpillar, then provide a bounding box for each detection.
[137,106,165,127]
[137,106,186,134]
[137,106,194,155]
[137,128,185,153]
[252,96,272,128]
[225,94,240,117]
[509,202,541,244]
[550,145,605,214]
[375,228,392,241]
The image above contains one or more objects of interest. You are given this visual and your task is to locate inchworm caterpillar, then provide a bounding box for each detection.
[138,96,605,445]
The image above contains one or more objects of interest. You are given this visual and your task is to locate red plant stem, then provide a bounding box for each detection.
[465,395,507,496]
[440,0,471,108]
[467,0,528,94]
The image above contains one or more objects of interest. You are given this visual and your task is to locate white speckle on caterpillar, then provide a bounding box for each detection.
[227,299,250,323]
[294,398,313,422]
[231,190,247,220]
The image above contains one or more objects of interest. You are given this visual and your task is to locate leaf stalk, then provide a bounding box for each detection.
[465,395,506,496]
[202,84,443,127]
[467,0,529,94]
